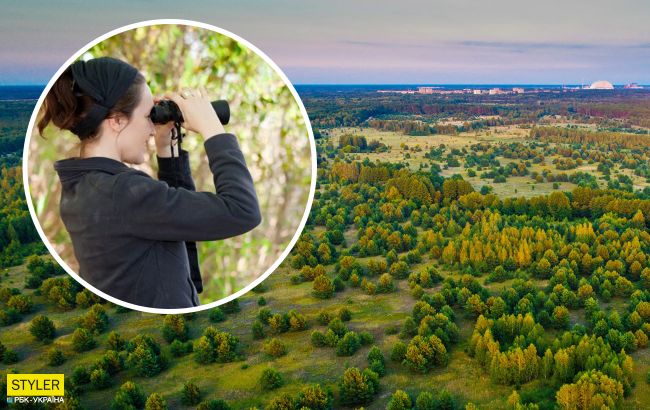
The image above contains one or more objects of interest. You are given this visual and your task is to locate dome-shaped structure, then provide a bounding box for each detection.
[589,80,614,89]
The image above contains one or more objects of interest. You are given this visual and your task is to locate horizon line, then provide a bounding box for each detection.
[3,82,650,87]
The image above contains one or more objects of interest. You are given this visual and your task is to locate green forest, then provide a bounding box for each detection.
[2,87,650,409]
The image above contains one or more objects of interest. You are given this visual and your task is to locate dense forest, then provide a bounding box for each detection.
[1,89,650,409]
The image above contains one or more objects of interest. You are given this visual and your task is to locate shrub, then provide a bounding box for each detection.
[359,331,374,346]
[260,368,283,391]
[196,399,231,410]
[107,331,126,351]
[181,381,201,405]
[29,315,55,342]
[338,307,352,322]
[170,339,193,357]
[71,366,90,385]
[252,320,265,340]
[193,328,239,364]
[79,304,109,334]
[312,275,335,299]
[338,367,378,405]
[3,348,18,364]
[336,331,361,356]
[90,368,111,389]
[311,330,327,347]
[296,384,333,410]
[162,314,188,343]
[221,299,240,314]
[145,393,168,410]
[46,348,65,366]
[390,341,407,362]
[263,338,287,358]
[111,381,146,410]
[72,328,96,352]
[208,307,226,323]
[388,389,412,410]
[126,335,166,377]
[7,294,33,314]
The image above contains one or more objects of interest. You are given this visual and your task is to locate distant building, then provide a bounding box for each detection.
[588,80,614,90]
[624,83,643,89]
[488,88,503,95]
[473,89,483,95]
[418,87,434,94]
[512,87,525,94]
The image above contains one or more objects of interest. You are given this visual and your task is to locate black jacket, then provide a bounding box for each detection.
[53,133,261,309]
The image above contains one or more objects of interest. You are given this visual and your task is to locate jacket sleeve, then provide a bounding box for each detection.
[156,149,202,293]
[116,133,262,242]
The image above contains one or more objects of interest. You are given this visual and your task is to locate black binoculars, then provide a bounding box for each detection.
[150,99,230,125]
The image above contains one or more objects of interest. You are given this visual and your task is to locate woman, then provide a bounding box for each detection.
[37,57,261,309]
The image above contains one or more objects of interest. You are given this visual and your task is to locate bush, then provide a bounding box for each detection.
[72,328,96,352]
[181,381,201,405]
[90,368,111,389]
[71,366,90,385]
[390,341,407,362]
[170,339,193,357]
[126,335,166,377]
[257,296,267,306]
[221,299,240,314]
[317,310,331,325]
[336,331,361,356]
[107,331,126,351]
[338,367,378,405]
[29,315,56,342]
[338,307,352,322]
[359,331,374,345]
[3,348,18,364]
[252,320,265,340]
[388,389,412,410]
[260,368,283,391]
[98,350,123,375]
[193,328,239,364]
[145,393,168,410]
[196,399,231,410]
[0,308,20,326]
[296,384,333,410]
[111,381,146,410]
[311,330,327,347]
[328,318,348,337]
[79,304,109,334]
[312,275,335,299]
[7,294,33,314]
[162,314,188,343]
[46,348,65,366]
[263,338,287,358]
[208,307,226,323]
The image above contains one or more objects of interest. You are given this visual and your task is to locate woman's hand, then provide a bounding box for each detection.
[162,87,226,140]
[152,96,177,158]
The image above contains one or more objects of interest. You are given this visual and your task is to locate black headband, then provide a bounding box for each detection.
[69,57,139,139]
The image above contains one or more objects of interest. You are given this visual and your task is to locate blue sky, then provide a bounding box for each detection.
[1,0,649,85]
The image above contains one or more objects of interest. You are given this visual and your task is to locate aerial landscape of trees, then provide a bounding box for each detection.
[2,86,650,408]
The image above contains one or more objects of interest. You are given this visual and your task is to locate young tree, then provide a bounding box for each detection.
[111,381,146,410]
[260,368,283,391]
[29,315,56,342]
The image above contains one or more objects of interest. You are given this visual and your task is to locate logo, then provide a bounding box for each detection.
[6,374,64,404]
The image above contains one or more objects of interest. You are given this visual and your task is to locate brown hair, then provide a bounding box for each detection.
[37,66,146,140]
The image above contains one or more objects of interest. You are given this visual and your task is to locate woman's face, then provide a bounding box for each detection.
[116,84,155,164]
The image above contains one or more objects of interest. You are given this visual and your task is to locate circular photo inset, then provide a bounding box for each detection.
[24,20,316,313]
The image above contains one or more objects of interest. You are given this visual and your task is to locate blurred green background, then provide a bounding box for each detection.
[28,24,313,303]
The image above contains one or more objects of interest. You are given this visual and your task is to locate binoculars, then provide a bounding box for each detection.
[150,99,230,125]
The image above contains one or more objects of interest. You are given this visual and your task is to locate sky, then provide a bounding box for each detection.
[1,0,649,85]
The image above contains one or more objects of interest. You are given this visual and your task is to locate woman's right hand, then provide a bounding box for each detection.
[162,87,226,139]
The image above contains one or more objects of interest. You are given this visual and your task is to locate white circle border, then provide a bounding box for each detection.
[22,19,317,314]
